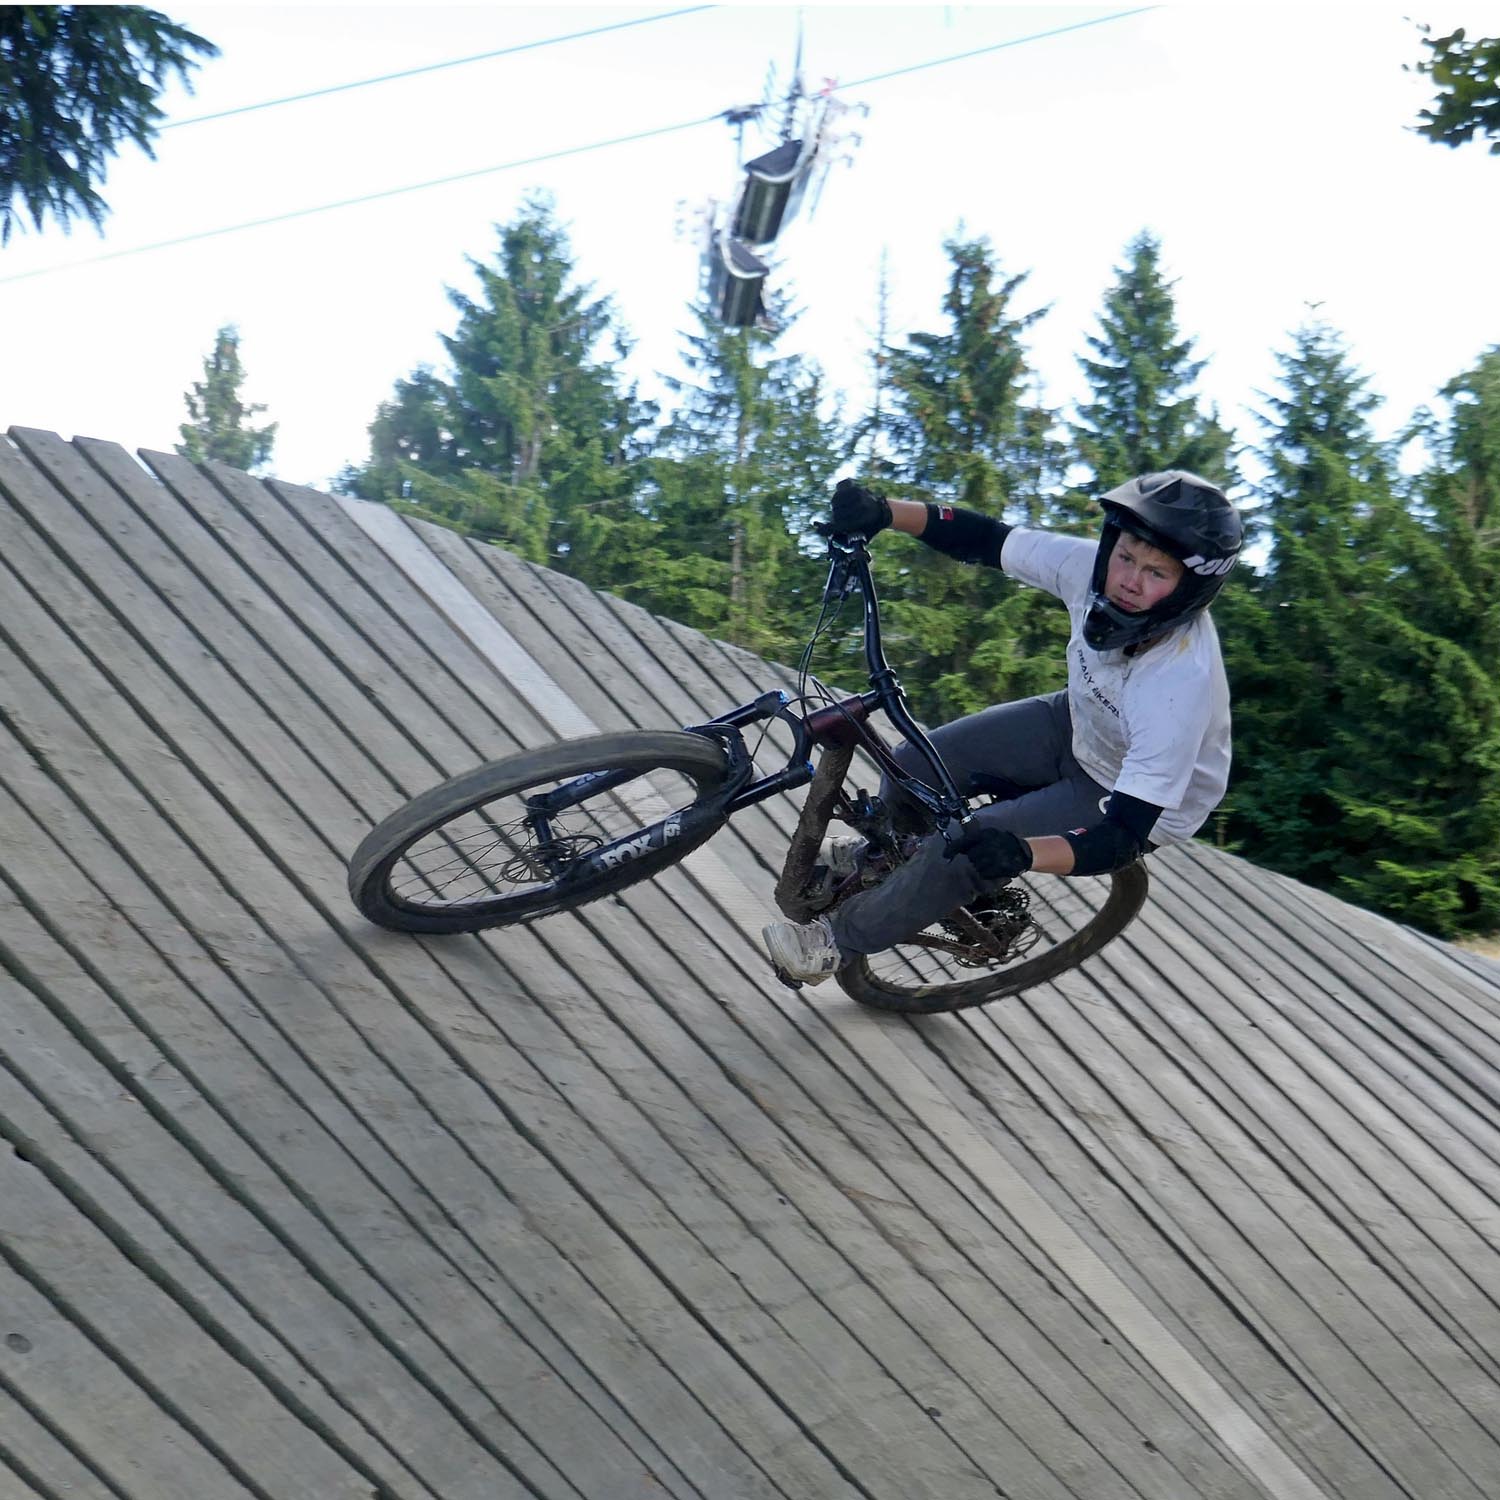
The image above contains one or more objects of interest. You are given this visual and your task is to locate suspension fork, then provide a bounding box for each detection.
[773,741,855,923]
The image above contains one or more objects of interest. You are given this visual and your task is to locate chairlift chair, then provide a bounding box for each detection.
[705,230,768,328]
[732,138,816,246]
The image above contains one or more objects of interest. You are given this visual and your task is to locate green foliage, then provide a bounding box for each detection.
[0,6,217,243]
[1218,322,1395,878]
[1068,231,1236,510]
[625,292,841,662]
[176,324,277,471]
[1219,322,1500,936]
[340,203,1500,940]
[340,197,653,563]
[850,235,1069,722]
[1411,25,1500,153]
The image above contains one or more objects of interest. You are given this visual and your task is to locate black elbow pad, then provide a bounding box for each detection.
[1064,791,1162,875]
[920,504,1012,567]
[1063,821,1145,876]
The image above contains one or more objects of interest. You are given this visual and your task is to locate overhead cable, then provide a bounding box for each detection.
[0,115,722,284]
[840,5,1158,91]
[161,6,718,130]
[0,6,1159,287]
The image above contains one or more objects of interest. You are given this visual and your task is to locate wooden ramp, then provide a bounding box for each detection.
[2,427,1498,1500]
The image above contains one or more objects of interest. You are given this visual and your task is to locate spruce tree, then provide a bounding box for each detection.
[866,235,1069,723]
[848,249,899,485]
[1369,346,1500,934]
[0,6,217,242]
[631,291,841,661]
[1221,322,1500,935]
[343,197,652,564]
[1069,230,1235,509]
[177,324,277,471]
[1219,320,1390,879]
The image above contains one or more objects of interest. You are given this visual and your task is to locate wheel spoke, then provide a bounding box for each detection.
[379,760,711,914]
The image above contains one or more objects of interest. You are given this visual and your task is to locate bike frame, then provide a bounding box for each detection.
[523,533,975,908]
[694,533,972,832]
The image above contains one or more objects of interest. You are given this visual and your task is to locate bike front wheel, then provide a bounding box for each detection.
[349,730,734,934]
[835,861,1149,1014]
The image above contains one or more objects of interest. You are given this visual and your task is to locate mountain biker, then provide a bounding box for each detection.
[762,471,1243,986]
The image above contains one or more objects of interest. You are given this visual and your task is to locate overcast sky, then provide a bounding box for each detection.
[3,2,1498,491]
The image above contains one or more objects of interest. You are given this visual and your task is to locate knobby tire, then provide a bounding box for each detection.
[348,730,733,934]
[835,861,1149,1014]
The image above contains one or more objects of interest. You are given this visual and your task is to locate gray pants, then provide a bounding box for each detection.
[828,691,1110,956]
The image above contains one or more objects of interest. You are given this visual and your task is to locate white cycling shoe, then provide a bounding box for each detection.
[762,915,843,986]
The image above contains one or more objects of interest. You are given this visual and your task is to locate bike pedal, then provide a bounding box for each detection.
[771,966,805,992]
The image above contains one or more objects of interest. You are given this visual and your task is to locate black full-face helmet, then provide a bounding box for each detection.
[1083,471,1243,652]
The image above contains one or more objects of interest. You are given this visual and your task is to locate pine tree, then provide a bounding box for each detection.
[629,291,841,661]
[1219,320,1390,878]
[1220,322,1500,935]
[177,324,277,471]
[1425,347,1500,546]
[848,249,899,485]
[864,235,1069,723]
[342,197,653,564]
[1068,230,1236,512]
[0,6,217,242]
[1367,346,1500,934]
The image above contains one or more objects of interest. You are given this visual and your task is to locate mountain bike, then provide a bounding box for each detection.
[347,531,1149,1014]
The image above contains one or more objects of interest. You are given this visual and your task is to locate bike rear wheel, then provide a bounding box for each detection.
[349,730,733,933]
[835,861,1148,1014]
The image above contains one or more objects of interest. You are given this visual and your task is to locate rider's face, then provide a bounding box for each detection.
[1105,533,1184,613]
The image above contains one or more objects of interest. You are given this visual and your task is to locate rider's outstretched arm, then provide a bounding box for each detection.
[1025,835,1077,876]
[893,499,1015,569]
[887,498,930,535]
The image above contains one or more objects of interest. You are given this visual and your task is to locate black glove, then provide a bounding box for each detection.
[945,825,1034,883]
[828,478,892,538]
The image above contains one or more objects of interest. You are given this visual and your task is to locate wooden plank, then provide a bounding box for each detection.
[7,438,906,1497]
[152,498,1080,1494]
[0,588,705,1496]
[1123,854,1500,1452]
[2,438,1266,1500]
[1007,860,1500,1490]
[0,450,780,1500]
[1182,843,1500,1112]
[380,543,1276,1492]
[0,1052,386,1500]
[54,449,719,1498]
[948,938,1497,1496]
[292,489,1362,1488]
[0,878,486,1500]
[123,465,1266,1488]
[0,823,585,1500]
[0,772,750,1500]
[1269,867,1500,1023]
[835,1009,1408,1499]
[1144,847,1500,1278]
[1164,842,1500,1161]
[0,1384,123,1500]
[19,431,1483,1499]
[0,1255,259,1500]
[363,531,1374,1500]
